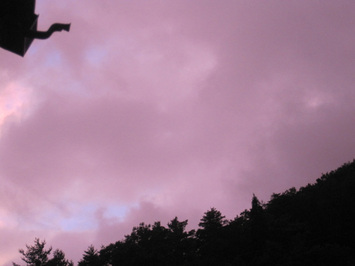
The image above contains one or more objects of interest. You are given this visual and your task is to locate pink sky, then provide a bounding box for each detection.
[1,0,355,264]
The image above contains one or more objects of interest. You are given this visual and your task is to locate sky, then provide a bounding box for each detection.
[1,0,355,264]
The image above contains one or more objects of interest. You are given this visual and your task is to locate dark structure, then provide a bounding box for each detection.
[0,0,70,56]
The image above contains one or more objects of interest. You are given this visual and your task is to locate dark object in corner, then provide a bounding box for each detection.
[0,0,70,56]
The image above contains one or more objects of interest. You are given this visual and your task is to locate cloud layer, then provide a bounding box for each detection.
[1,1,355,264]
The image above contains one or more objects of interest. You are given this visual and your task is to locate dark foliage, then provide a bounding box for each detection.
[16,160,355,265]
[14,238,73,266]
[94,160,355,266]
[78,246,100,266]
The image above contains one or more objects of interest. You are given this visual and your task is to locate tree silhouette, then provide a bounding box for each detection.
[166,217,196,265]
[14,160,355,266]
[78,245,100,266]
[46,250,73,266]
[13,238,52,266]
[249,195,267,252]
[196,208,228,265]
[13,239,73,266]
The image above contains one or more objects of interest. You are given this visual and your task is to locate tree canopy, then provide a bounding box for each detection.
[13,238,73,266]
[15,160,355,265]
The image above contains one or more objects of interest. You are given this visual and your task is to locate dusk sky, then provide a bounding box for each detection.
[1,0,355,264]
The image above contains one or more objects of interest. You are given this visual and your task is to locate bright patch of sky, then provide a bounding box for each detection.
[0,82,34,132]
[103,205,130,221]
[31,201,132,232]
[58,203,99,232]
[85,47,108,66]
[44,50,63,67]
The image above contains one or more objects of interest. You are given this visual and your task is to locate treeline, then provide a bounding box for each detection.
[15,160,355,265]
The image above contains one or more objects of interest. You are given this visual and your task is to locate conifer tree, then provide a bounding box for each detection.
[78,245,100,266]
[13,238,52,266]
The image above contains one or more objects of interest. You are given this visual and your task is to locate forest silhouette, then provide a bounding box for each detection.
[14,160,355,265]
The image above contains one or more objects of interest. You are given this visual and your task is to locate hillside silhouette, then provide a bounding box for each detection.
[15,160,355,265]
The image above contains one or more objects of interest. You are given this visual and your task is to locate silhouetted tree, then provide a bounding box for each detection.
[116,223,154,265]
[78,245,100,266]
[249,195,267,249]
[13,238,52,266]
[166,217,196,265]
[198,208,226,235]
[196,208,228,265]
[18,160,355,266]
[46,250,73,266]
[13,239,73,266]
[99,218,197,266]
